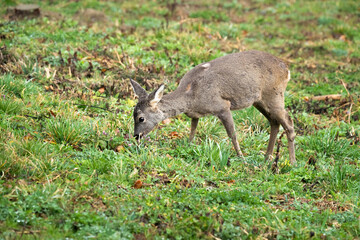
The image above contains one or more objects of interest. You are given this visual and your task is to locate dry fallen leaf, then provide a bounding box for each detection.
[169,131,179,139]
[227,180,235,184]
[133,180,143,189]
[339,35,346,42]
[23,133,33,140]
[162,118,171,125]
[45,85,54,91]
[98,87,105,94]
[115,145,124,152]
[49,110,56,118]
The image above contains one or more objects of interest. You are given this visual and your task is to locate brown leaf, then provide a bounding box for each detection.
[162,118,171,125]
[339,35,346,41]
[227,180,235,184]
[169,131,179,139]
[23,133,33,140]
[49,110,56,118]
[98,87,105,94]
[115,145,124,152]
[133,180,143,189]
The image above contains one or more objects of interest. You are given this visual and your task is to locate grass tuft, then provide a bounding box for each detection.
[45,117,91,146]
[0,95,23,114]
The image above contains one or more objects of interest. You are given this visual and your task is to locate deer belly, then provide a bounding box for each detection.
[185,112,208,118]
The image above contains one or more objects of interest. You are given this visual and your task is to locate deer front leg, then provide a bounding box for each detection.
[217,109,243,157]
[265,121,280,161]
[189,118,199,142]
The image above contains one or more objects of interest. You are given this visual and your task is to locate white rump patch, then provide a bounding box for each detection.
[287,70,291,82]
[201,63,210,69]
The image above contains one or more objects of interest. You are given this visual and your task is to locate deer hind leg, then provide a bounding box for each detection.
[254,103,280,161]
[272,109,296,164]
[217,109,243,157]
[189,118,199,142]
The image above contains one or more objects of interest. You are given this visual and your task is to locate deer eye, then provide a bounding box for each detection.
[139,117,145,122]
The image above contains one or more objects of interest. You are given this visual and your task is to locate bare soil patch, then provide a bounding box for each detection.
[73,9,110,27]
[266,194,350,212]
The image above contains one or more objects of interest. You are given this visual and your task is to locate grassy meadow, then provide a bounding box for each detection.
[0,0,359,239]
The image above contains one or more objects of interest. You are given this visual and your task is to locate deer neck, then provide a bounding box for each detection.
[158,90,189,119]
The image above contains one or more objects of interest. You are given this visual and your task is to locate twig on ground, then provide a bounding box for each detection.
[164,47,173,66]
[339,78,354,124]
[311,94,342,101]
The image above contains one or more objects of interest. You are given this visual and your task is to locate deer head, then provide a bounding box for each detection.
[130,79,165,139]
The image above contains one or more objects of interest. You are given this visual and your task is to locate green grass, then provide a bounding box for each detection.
[0,0,359,239]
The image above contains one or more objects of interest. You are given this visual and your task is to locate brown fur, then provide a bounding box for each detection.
[130,50,296,164]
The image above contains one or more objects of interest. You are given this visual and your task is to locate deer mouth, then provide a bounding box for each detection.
[134,127,154,141]
[134,133,142,140]
[134,131,148,141]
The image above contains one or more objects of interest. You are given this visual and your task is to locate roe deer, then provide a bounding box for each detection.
[130,50,296,164]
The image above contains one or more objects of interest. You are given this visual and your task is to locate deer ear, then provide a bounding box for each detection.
[149,84,164,108]
[130,79,148,100]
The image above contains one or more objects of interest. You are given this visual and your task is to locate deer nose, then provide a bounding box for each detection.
[134,133,143,140]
